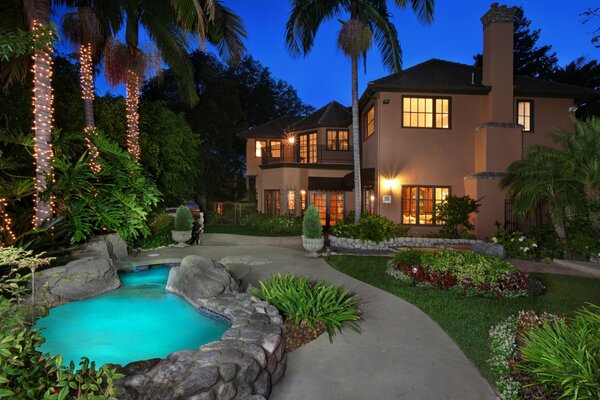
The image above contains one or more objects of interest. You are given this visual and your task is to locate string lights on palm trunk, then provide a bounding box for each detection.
[31,19,55,227]
[125,69,141,163]
[79,42,102,173]
[0,198,16,246]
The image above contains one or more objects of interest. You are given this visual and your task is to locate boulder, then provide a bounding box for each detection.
[35,257,121,306]
[472,242,507,259]
[166,256,239,306]
[71,233,128,261]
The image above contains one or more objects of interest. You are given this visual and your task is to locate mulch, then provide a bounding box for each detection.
[283,318,326,353]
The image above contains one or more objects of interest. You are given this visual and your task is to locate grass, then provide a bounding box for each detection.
[203,224,300,237]
[325,255,600,382]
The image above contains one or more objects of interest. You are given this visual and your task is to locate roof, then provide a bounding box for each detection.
[367,59,598,99]
[238,115,303,139]
[289,101,351,131]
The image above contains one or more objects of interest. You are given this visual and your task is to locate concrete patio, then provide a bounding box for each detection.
[122,234,498,400]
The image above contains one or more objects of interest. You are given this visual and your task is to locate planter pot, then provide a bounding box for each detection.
[172,230,192,247]
[302,236,324,257]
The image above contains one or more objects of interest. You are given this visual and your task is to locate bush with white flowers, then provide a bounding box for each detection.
[488,230,538,260]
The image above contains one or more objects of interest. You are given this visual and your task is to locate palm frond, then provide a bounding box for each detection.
[394,0,434,24]
[207,1,247,64]
[360,1,402,72]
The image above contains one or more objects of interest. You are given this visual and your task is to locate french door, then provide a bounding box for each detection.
[310,192,345,227]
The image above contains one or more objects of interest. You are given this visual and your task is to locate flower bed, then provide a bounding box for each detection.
[487,230,539,260]
[488,306,600,400]
[386,250,541,297]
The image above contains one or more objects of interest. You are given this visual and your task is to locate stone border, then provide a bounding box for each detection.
[329,235,482,251]
[117,270,286,400]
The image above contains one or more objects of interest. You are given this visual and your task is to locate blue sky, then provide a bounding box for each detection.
[53,1,598,109]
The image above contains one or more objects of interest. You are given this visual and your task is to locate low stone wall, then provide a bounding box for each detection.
[329,235,483,251]
[117,259,286,400]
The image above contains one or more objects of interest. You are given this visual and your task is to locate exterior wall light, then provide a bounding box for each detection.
[287,136,296,144]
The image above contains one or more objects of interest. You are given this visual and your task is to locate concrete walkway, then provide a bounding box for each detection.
[124,234,497,400]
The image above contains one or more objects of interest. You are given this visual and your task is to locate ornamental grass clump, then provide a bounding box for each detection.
[302,205,322,239]
[252,273,360,342]
[173,205,193,231]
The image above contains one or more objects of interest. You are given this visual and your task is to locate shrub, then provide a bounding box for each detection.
[519,304,600,400]
[135,211,175,249]
[302,205,322,239]
[488,230,539,260]
[241,213,302,234]
[434,195,480,238]
[393,250,424,267]
[566,217,600,260]
[331,214,408,242]
[173,205,193,231]
[252,274,360,342]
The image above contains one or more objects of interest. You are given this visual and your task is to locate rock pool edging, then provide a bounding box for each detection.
[329,235,483,251]
[117,258,286,400]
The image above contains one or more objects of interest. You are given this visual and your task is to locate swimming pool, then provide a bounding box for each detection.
[35,265,229,367]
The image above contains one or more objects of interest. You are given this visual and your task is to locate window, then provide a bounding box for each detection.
[310,192,345,226]
[255,140,267,157]
[402,186,450,225]
[363,106,375,139]
[402,96,450,129]
[363,188,375,214]
[300,190,307,213]
[265,190,280,215]
[287,190,296,214]
[299,133,317,163]
[326,130,349,151]
[270,140,281,158]
[517,100,533,132]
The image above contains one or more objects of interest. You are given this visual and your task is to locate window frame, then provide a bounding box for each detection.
[264,189,280,215]
[362,105,375,140]
[255,140,267,158]
[401,95,452,130]
[401,185,451,226]
[516,99,534,132]
[269,140,282,159]
[287,190,296,215]
[298,132,318,164]
[326,129,350,151]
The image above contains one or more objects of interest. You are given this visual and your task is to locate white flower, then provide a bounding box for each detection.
[510,238,514,242]
[523,247,529,252]
[532,243,538,248]
[492,237,498,243]
[518,236,525,242]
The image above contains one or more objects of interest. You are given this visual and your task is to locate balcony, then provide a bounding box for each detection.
[260,144,354,168]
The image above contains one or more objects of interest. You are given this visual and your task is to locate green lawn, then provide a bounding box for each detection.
[325,255,600,382]
[204,224,300,237]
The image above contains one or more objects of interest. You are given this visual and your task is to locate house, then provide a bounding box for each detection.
[240,3,597,238]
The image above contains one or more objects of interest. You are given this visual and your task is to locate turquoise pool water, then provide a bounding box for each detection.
[35,265,229,367]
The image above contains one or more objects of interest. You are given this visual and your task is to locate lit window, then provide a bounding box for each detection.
[363,188,375,214]
[270,140,281,158]
[300,190,307,213]
[287,190,296,214]
[363,106,375,139]
[517,100,533,132]
[402,96,450,129]
[402,186,450,225]
[255,140,267,157]
[299,133,317,163]
[326,130,349,151]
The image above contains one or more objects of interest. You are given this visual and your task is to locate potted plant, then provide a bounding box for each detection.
[302,205,324,257]
[172,205,193,246]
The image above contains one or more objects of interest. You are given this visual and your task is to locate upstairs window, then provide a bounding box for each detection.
[362,106,375,139]
[517,100,533,132]
[255,140,267,157]
[270,140,281,158]
[299,133,318,164]
[402,96,450,129]
[326,130,349,151]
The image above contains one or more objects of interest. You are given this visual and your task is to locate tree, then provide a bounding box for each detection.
[61,3,120,172]
[581,7,599,49]
[473,6,558,79]
[550,57,600,90]
[286,0,434,223]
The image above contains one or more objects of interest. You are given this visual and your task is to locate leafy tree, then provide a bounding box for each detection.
[434,195,480,238]
[473,6,558,79]
[286,0,434,223]
[550,57,600,90]
[581,7,599,49]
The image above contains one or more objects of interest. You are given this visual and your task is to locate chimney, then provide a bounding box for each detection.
[481,3,517,122]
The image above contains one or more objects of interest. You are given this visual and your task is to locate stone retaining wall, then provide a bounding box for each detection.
[329,235,482,251]
[117,270,286,399]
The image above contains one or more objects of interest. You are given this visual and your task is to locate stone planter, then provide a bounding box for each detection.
[171,230,192,247]
[302,236,324,257]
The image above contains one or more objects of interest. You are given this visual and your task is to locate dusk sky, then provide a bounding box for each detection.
[54,1,598,109]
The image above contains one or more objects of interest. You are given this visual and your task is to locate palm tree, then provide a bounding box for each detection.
[62,3,121,172]
[286,0,434,223]
[105,0,246,163]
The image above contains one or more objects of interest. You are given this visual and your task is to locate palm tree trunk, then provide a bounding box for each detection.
[126,70,141,162]
[550,206,569,258]
[31,14,54,227]
[79,42,102,172]
[351,52,361,224]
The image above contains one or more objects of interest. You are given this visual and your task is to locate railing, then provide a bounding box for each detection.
[261,144,353,166]
[504,199,544,232]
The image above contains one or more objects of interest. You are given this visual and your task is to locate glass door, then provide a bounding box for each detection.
[328,193,344,226]
[311,193,327,226]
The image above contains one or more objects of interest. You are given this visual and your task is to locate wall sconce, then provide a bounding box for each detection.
[381,178,399,191]
[287,135,296,144]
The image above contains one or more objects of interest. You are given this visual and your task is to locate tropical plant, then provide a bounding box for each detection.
[47,133,161,244]
[286,0,434,223]
[302,205,322,238]
[488,230,539,260]
[434,195,480,238]
[173,205,193,231]
[519,304,600,400]
[252,273,361,342]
